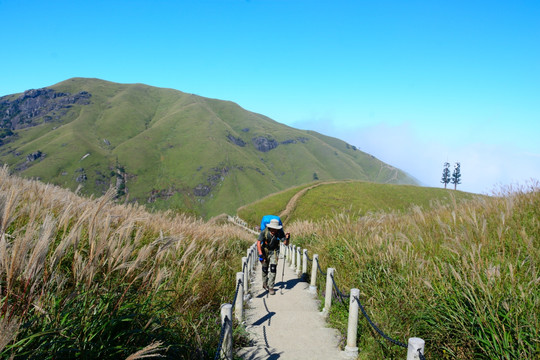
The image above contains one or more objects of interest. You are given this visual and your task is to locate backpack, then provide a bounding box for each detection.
[260,215,282,231]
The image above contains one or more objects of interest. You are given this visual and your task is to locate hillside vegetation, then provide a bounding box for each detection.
[238,180,478,226]
[285,182,539,359]
[0,167,254,359]
[0,78,418,219]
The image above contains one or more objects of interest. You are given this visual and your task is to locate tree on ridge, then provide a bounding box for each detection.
[451,162,462,190]
[441,162,451,189]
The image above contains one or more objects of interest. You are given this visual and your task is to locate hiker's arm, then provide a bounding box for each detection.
[257,232,265,261]
[283,232,290,246]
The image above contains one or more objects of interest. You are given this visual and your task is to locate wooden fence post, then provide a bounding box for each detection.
[254,244,257,267]
[246,248,251,272]
[291,245,296,270]
[407,338,425,360]
[235,272,244,322]
[302,249,308,278]
[296,247,302,276]
[241,257,248,297]
[323,268,335,315]
[286,244,290,263]
[343,288,360,358]
[220,303,233,360]
[251,244,256,271]
[309,254,318,294]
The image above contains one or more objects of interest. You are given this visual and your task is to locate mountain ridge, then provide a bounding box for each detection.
[0,77,419,218]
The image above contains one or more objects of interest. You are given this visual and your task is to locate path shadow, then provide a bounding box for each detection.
[239,349,282,360]
[252,311,276,326]
[274,277,302,290]
[256,290,268,298]
[265,350,282,359]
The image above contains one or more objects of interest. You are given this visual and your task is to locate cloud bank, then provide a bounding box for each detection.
[290,118,540,195]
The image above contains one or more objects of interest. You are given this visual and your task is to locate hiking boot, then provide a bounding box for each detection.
[268,288,275,295]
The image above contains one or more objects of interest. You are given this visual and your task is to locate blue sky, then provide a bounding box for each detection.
[1,0,539,194]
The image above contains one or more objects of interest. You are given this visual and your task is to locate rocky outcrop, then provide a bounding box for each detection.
[251,136,308,152]
[193,166,230,197]
[0,88,91,130]
[280,137,309,145]
[227,133,246,147]
[75,168,87,183]
[147,187,181,203]
[26,150,44,162]
[14,150,46,171]
[252,136,278,152]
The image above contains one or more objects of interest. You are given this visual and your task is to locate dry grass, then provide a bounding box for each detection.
[0,165,254,359]
[290,182,539,359]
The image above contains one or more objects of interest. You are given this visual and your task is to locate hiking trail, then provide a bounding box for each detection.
[279,181,346,223]
[236,255,347,360]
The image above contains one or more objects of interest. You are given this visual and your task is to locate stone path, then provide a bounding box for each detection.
[236,255,347,360]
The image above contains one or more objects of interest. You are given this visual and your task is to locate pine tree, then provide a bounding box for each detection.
[441,162,451,189]
[451,162,462,190]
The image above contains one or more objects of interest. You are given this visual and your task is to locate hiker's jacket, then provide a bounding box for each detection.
[257,227,286,256]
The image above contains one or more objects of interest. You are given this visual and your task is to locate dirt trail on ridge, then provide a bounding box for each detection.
[279,181,350,222]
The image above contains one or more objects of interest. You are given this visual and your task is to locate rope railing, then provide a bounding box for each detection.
[214,278,243,360]
[230,278,243,311]
[330,273,350,305]
[214,314,232,360]
[354,295,407,348]
[281,242,426,360]
[214,217,259,360]
[241,259,247,275]
[227,215,259,235]
[316,258,327,276]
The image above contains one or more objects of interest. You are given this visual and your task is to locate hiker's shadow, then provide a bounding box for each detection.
[275,277,302,290]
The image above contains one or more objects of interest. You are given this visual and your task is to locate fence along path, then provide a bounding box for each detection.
[236,252,343,359]
[222,216,426,360]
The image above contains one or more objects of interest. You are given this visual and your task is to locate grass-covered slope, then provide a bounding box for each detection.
[237,180,477,227]
[287,182,538,359]
[0,78,418,218]
[0,167,254,359]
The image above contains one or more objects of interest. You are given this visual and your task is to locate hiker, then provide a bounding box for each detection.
[257,218,290,295]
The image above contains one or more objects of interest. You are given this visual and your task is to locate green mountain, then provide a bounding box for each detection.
[0,78,419,218]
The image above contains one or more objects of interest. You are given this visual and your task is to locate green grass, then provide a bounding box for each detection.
[237,183,316,226]
[237,180,478,227]
[289,182,477,222]
[287,182,539,359]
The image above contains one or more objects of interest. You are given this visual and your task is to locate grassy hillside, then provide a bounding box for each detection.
[0,167,254,359]
[237,180,478,227]
[286,181,539,359]
[0,78,418,219]
[237,182,316,226]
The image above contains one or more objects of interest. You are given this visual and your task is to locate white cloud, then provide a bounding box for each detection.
[289,119,540,195]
